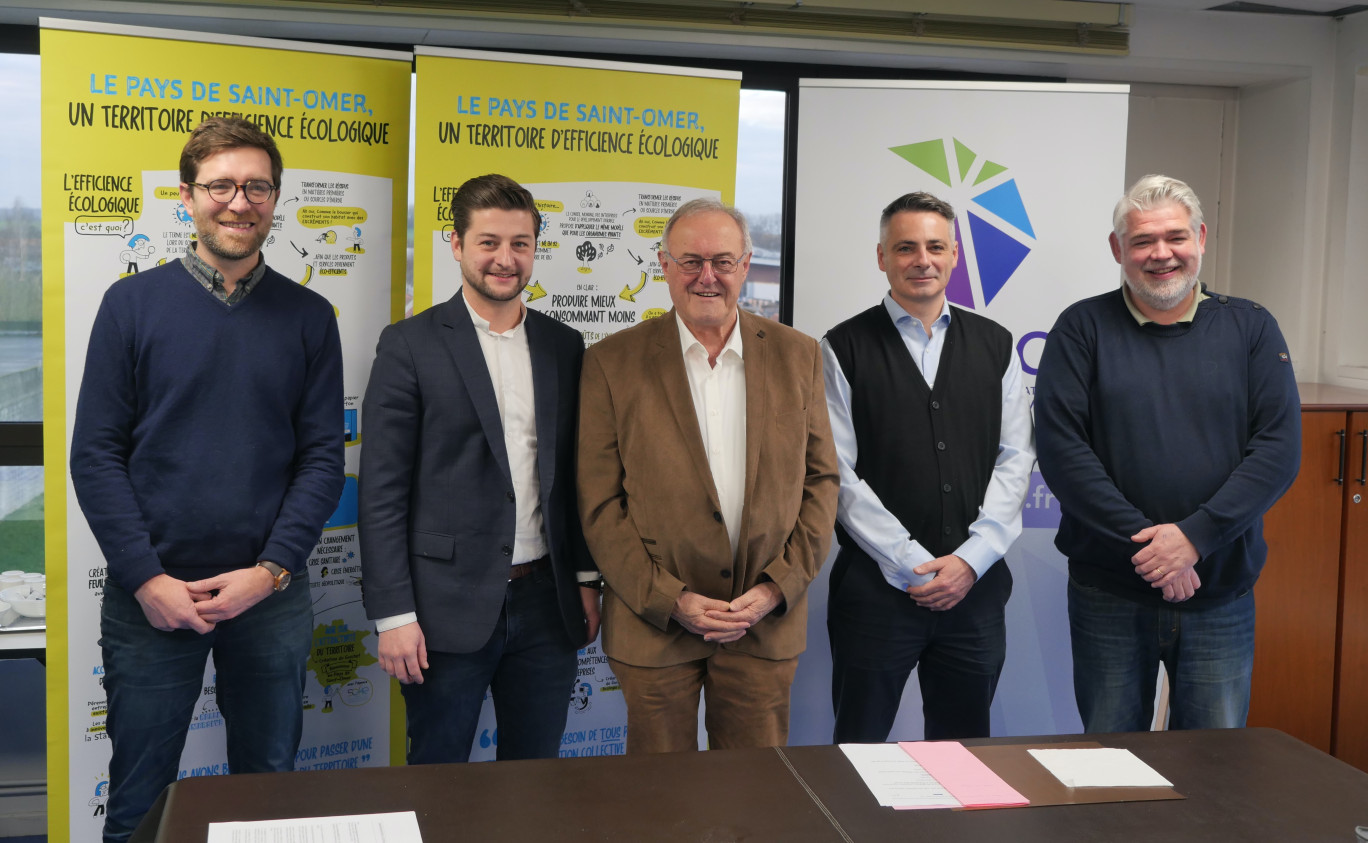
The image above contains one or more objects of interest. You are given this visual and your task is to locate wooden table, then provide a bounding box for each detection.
[133,728,1368,842]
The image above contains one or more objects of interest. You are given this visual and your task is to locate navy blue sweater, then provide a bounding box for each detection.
[1034,288,1300,607]
[71,259,345,593]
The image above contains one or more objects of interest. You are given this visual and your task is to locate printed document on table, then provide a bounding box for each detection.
[839,743,961,809]
[206,810,423,842]
[1028,747,1173,787]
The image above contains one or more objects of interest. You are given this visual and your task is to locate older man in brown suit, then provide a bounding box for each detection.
[578,198,839,753]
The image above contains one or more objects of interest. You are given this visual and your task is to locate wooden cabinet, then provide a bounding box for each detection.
[1333,409,1368,769]
[1248,383,1368,770]
[1249,408,1342,751]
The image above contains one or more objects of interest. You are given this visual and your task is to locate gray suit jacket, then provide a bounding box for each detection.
[359,291,594,653]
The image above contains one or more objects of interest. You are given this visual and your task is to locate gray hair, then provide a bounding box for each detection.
[661,197,753,256]
[880,191,956,240]
[1113,174,1204,239]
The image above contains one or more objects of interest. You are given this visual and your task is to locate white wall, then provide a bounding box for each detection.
[1125,83,1236,293]
[1322,13,1368,388]
[1228,79,1317,369]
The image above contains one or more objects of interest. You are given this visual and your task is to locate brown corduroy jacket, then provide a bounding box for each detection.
[577,308,839,668]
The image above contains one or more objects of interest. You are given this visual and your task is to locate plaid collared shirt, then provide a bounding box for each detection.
[181,242,268,305]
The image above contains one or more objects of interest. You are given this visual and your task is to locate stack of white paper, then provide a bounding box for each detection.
[1027,748,1173,788]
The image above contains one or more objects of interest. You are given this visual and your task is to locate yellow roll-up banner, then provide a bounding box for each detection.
[41,19,410,841]
[414,47,740,335]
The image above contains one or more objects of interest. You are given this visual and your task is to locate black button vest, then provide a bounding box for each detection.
[826,304,1012,558]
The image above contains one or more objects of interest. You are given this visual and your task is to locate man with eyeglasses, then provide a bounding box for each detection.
[71,116,343,843]
[578,197,838,752]
[822,192,1034,744]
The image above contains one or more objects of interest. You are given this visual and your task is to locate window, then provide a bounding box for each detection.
[0,52,41,422]
[736,89,786,322]
[0,51,42,576]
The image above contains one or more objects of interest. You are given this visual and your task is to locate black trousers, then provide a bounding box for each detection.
[827,547,1012,743]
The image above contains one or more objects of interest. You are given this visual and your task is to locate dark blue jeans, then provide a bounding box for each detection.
[1068,576,1256,733]
[99,577,311,843]
[400,564,578,764]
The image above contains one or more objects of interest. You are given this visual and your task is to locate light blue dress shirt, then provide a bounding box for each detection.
[821,294,1036,591]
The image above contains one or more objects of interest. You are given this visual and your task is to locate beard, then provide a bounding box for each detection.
[1123,257,1201,313]
[195,216,269,263]
[463,267,528,303]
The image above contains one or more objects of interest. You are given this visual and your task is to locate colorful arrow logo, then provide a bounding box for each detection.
[888,138,1035,310]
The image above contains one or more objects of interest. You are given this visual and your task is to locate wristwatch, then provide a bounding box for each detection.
[579,575,605,592]
[256,561,292,592]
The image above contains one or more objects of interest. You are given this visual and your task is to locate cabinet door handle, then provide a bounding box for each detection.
[1358,429,1367,486]
[1335,429,1346,485]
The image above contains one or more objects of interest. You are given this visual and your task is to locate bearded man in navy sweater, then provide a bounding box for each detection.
[1035,174,1299,733]
[71,117,344,843]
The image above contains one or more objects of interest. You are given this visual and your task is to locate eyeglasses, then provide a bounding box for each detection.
[662,250,748,276]
[186,179,278,205]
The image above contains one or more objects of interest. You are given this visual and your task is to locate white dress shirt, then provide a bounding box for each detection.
[677,312,747,559]
[821,294,1035,591]
[376,295,546,634]
[465,295,547,566]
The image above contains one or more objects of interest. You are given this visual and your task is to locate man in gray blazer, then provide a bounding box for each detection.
[359,173,601,763]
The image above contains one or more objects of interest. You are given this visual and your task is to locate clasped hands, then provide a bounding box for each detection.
[905,554,977,611]
[672,582,784,644]
[1131,523,1201,603]
[133,566,277,633]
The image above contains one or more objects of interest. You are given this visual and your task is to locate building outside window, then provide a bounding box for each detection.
[0,51,43,576]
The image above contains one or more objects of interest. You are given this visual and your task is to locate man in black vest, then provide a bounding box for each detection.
[822,192,1035,742]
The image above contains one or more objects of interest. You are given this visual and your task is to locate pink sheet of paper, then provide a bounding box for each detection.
[899,740,1029,808]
